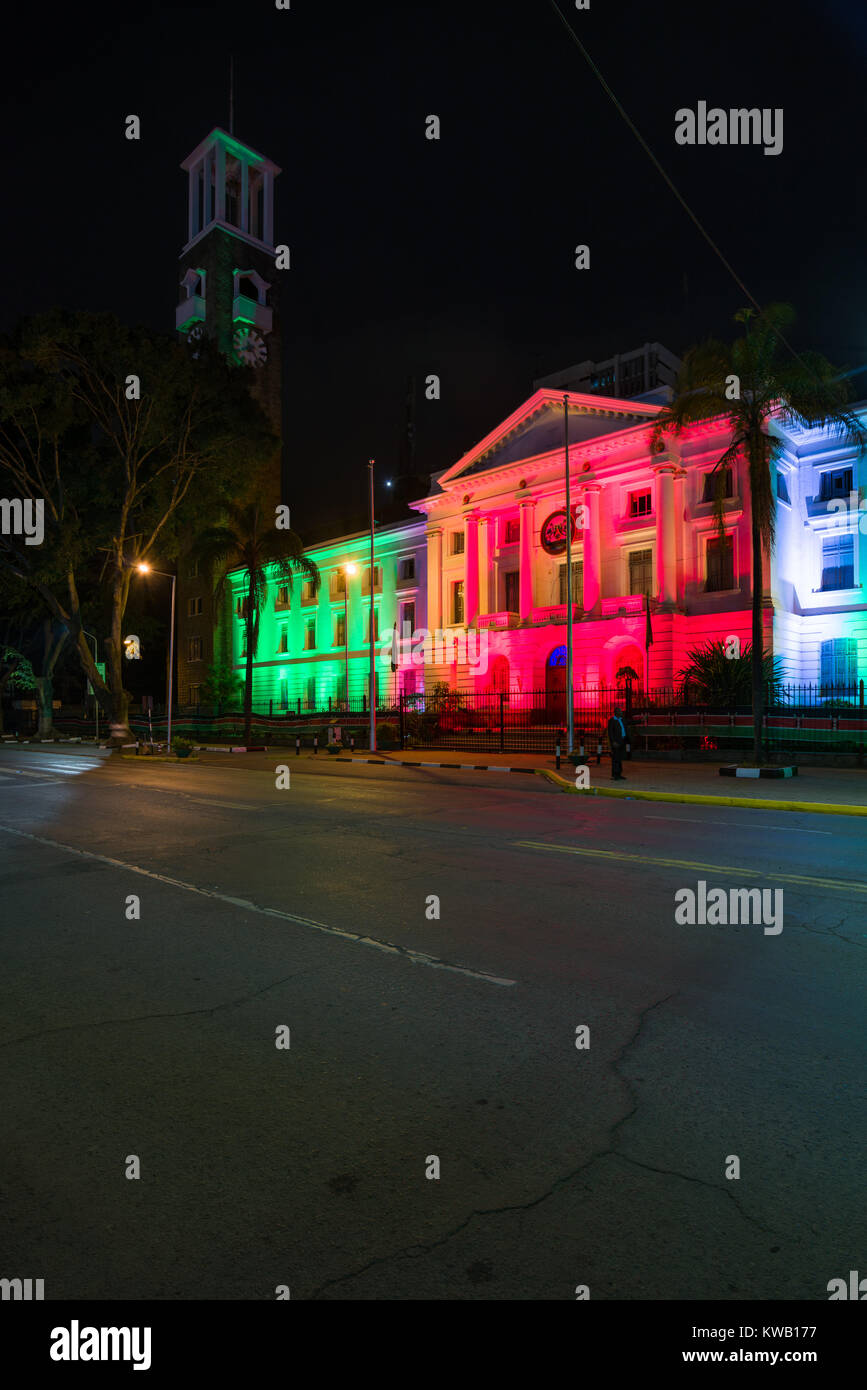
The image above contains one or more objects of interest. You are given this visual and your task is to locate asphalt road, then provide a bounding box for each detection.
[0,747,863,1300]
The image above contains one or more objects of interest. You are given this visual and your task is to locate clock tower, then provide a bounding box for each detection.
[176,126,282,433]
[175,126,283,707]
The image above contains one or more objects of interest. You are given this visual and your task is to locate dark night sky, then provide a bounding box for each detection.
[3,0,865,538]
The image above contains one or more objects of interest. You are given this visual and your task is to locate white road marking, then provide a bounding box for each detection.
[0,779,64,788]
[0,824,517,987]
[646,814,831,836]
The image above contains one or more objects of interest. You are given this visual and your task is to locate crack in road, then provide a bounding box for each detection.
[308,990,781,1298]
[0,970,315,1051]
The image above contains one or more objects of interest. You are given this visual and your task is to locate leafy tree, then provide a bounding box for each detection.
[193,503,319,745]
[200,660,243,713]
[0,645,36,734]
[0,311,274,741]
[678,640,782,707]
[652,304,864,762]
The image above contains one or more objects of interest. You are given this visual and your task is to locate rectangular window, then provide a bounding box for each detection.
[398,556,415,582]
[336,672,347,704]
[559,561,583,605]
[301,579,317,603]
[452,580,465,624]
[821,533,854,590]
[820,637,858,691]
[702,468,734,502]
[335,612,346,646]
[277,626,289,654]
[304,618,316,650]
[235,596,249,618]
[401,600,415,637]
[332,570,346,596]
[629,548,654,596]
[188,559,199,580]
[504,519,520,544]
[629,490,652,518]
[238,626,247,658]
[279,678,289,710]
[776,471,791,504]
[362,565,382,594]
[187,596,203,617]
[275,585,290,609]
[705,537,734,592]
[189,684,200,706]
[504,570,519,613]
[365,608,380,642]
[306,676,316,710]
[818,468,853,502]
[452,531,465,555]
[188,636,202,662]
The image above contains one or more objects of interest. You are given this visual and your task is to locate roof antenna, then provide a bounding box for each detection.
[229,55,235,135]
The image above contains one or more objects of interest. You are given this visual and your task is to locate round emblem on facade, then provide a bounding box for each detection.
[540,509,575,556]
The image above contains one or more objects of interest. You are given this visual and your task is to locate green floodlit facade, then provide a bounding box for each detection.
[223,519,428,711]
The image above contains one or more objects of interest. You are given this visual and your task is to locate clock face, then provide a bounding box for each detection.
[186,322,205,359]
[233,326,268,368]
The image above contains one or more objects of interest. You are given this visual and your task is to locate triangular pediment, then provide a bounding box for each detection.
[439,389,659,485]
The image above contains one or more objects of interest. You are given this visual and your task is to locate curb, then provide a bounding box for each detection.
[345,757,536,772]
[541,770,867,817]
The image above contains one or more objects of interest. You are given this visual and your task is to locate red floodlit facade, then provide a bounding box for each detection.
[411,388,766,699]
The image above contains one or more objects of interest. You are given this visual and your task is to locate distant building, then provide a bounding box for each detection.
[771,404,867,688]
[534,342,681,404]
[227,519,428,712]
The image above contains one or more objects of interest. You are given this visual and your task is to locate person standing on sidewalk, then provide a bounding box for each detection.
[607,705,628,780]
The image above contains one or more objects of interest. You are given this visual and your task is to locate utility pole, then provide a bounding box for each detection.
[368,459,376,752]
[564,395,574,754]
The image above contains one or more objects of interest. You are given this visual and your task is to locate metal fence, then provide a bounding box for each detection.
[45,680,867,758]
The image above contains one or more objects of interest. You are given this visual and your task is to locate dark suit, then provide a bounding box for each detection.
[607,715,627,779]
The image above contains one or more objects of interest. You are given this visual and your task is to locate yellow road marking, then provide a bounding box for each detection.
[513,840,867,894]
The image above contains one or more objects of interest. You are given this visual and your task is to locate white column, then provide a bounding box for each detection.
[427,528,442,632]
[519,497,535,620]
[477,516,491,617]
[581,484,601,615]
[241,158,249,233]
[204,148,213,226]
[263,171,274,246]
[187,165,196,242]
[654,464,677,605]
[465,513,479,627]
[215,141,226,223]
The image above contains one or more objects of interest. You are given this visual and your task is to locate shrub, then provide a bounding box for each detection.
[173,737,195,759]
[376,720,400,748]
[326,741,343,754]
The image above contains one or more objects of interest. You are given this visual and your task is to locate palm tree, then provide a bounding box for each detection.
[194,503,320,745]
[652,304,864,762]
[678,639,782,707]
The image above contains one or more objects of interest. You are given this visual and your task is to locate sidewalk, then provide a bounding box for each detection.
[339,749,867,815]
[5,740,867,815]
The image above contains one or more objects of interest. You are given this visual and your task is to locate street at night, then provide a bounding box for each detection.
[1,746,862,1302]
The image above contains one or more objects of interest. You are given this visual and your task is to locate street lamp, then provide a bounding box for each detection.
[343,562,357,709]
[136,562,176,752]
[82,628,99,743]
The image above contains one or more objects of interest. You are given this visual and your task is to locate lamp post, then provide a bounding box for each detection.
[343,562,357,708]
[136,563,176,751]
[82,628,99,743]
[368,459,376,752]
[563,395,574,754]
